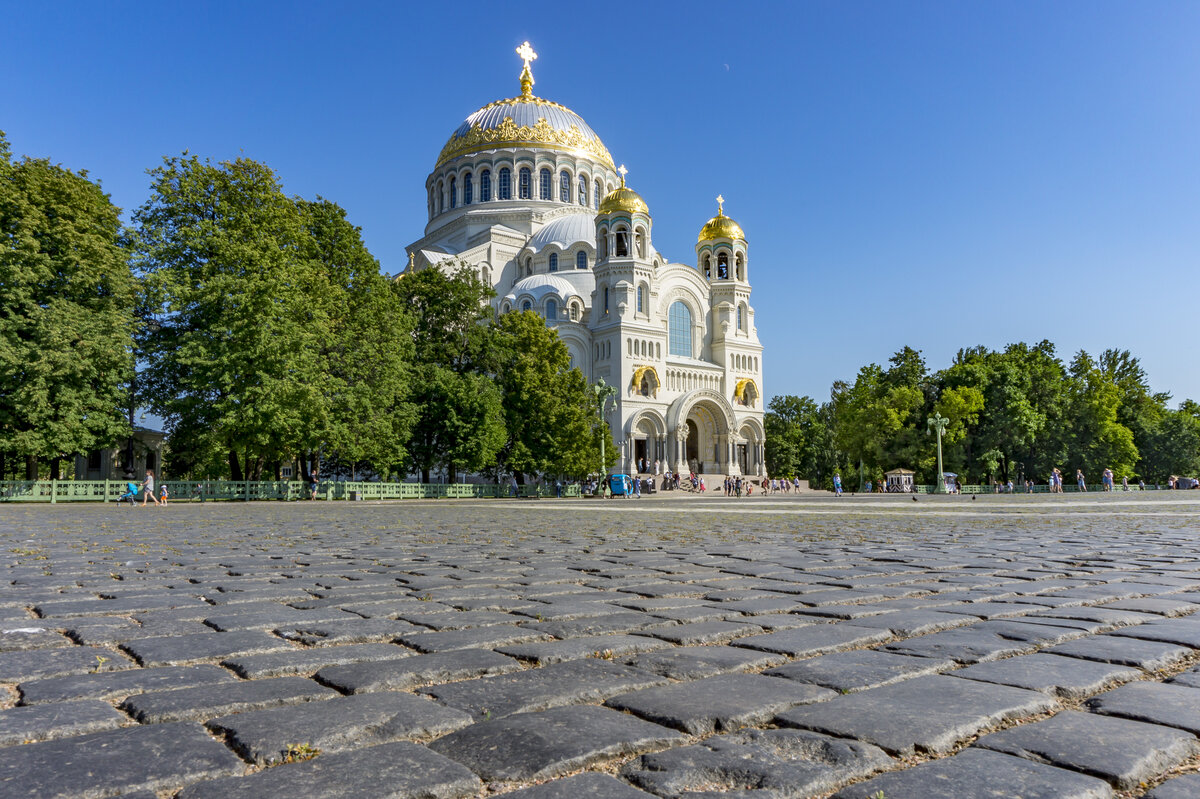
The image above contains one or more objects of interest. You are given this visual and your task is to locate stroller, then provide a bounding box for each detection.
[116,482,138,506]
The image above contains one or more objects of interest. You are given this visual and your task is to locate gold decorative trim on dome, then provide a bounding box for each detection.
[435,105,616,169]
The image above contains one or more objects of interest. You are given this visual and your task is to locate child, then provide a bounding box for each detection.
[160,483,169,505]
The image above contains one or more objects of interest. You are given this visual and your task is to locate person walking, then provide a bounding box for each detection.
[833,473,843,497]
[1122,475,1129,491]
[1102,467,1114,491]
[160,483,169,505]
[1076,469,1087,493]
[141,469,161,507]
[310,469,321,500]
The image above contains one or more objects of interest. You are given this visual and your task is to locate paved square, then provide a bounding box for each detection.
[3,493,1200,797]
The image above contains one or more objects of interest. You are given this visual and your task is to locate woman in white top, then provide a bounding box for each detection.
[141,469,161,506]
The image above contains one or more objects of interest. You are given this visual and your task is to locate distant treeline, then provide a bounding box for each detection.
[766,343,1200,489]
[0,135,613,482]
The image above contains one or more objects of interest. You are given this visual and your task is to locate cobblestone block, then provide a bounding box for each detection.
[732,623,892,657]
[207,692,472,763]
[831,747,1113,798]
[223,642,413,678]
[495,772,655,799]
[645,620,765,645]
[1045,634,1192,669]
[765,649,955,692]
[177,739,483,799]
[399,625,551,653]
[622,728,891,798]
[0,624,71,652]
[421,659,667,719]
[17,664,235,705]
[0,645,133,681]
[121,675,337,722]
[606,674,835,734]
[953,653,1142,699]
[496,634,671,665]
[316,648,520,693]
[0,721,242,798]
[428,705,684,782]
[1108,617,1200,648]
[0,699,127,745]
[525,613,678,639]
[1087,682,1200,734]
[1144,773,1200,799]
[121,630,293,666]
[275,617,417,645]
[974,709,1200,789]
[776,674,1057,756]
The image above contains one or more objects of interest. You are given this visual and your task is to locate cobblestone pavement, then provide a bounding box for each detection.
[3,494,1200,799]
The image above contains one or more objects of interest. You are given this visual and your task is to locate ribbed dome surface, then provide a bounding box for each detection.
[697,211,745,243]
[599,186,649,215]
[528,214,596,252]
[504,274,581,304]
[436,96,614,169]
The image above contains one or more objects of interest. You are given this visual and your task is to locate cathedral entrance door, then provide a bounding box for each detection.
[685,424,698,474]
[738,444,748,474]
[634,439,648,473]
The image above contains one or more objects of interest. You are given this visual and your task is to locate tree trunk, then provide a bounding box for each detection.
[25,455,37,481]
[49,458,61,480]
[420,467,430,483]
[448,464,458,483]
[228,451,244,481]
[272,461,281,481]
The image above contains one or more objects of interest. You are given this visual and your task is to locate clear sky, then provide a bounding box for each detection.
[4,1,1197,405]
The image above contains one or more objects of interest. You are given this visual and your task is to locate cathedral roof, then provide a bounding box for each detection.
[698,197,745,243]
[527,214,595,253]
[504,274,582,304]
[599,171,649,216]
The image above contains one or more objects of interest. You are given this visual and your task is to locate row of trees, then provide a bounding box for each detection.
[1,134,613,482]
[766,343,1200,489]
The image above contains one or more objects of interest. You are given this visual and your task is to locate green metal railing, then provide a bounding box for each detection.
[909,484,1159,494]
[0,480,581,503]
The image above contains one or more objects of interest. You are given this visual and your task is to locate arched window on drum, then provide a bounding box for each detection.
[548,253,558,272]
[545,299,557,320]
[539,168,551,200]
[519,167,532,200]
[480,169,491,201]
[498,168,511,200]
[576,251,587,270]
[578,175,587,206]
[560,170,571,202]
[668,301,692,357]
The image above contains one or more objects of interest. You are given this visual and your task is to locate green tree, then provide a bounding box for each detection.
[1061,351,1138,478]
[130,154,326,480]
[492,311,609,481]
[764,395,830,480]
[298,199,415,477]
[832,348,926,486]
[0,132,136,479]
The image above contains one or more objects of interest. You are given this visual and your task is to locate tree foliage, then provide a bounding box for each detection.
[0,131,136,478]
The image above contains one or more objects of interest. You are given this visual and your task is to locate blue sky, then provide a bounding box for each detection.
[4,1,1197,405]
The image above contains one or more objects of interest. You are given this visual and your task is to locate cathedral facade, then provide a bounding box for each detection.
[404,44,765,478]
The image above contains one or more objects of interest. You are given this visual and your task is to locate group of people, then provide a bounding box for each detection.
[117,469,168,506]
[1049,467,1139,493]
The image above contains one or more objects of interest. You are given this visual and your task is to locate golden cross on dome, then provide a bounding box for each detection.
[716,195,725,215]
[618,164,628,186]
[516,41,537,97]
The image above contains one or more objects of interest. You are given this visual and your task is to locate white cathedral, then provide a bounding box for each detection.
[403,43,765,478]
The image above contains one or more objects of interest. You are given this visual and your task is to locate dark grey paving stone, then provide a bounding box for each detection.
[17,664,235,705]
[0,624,71,651]
[32,595,210,617]
[421,659,667,719]
[645,605,740,623]
[620,645,785,680]
[223,642,413,678]
[496,772,654,799]
[1100,597,1200,617]
[644,620,765,645]
[1028,606,1159,627]
[731,623,891,657]
[120,675,337,723]
[937,601,1044,619]
[177,739,482,799]
[398,625,551,653]
[511,602,626,622]
[0,645,133,681]
[1044,634,1192,669]
[840,609,978,636]
[1145,773,1200,799]
[395,609,524,629]
[1166,664,1200,688]
[973,709,1200,790]
[525,613,677,639]
[428,705,684,782]
[1087,682,1200,734]
[709,596,803,615]
[622,728,891,798]
[316,648,520,693]
[776,674,1057,756]
[496,634,671,665]
[275,617,417,645]
[606,674,835,735]
[882,620,1086,664]
[207,692,472,763]
[68,618,215,646]
[0,721,243,798]
[765,649,956,693]
[953,653,1142,700]
[202,608,357,632]
[0,699,127,746]
[831,747,1114,798]
[121,630,292,666]
[1109,617,1200,647]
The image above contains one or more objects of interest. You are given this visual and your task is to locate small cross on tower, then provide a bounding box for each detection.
[618,164,628,186]
[716,194,725,215]
[516,41,538,69]
[516,41,538,97]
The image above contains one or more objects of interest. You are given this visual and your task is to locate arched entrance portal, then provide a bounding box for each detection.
[669,391,736,476]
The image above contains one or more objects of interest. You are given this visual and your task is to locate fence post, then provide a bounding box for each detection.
[50,480,57,504]
[244,481,250,502]
[104,479,110,503]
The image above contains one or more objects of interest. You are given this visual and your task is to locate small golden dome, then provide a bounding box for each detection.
[698,195,745,242]
[599,169,649,215]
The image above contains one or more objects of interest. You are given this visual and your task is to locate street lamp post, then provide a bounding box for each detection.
[592,378,617,490]
[928,411,948,494]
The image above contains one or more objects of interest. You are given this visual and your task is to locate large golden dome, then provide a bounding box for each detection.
[698,197,745,242]
[434,44,614,170]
